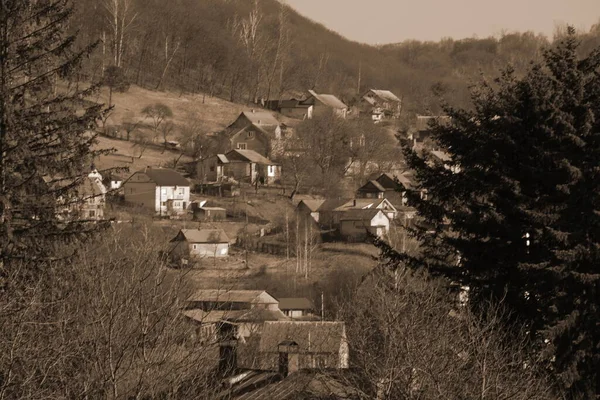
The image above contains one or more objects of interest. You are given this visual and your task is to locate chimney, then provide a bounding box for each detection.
[278,340,299,377]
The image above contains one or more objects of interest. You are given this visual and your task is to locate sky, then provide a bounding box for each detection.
[286,0,600,45]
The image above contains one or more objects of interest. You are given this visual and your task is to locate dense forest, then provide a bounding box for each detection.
[71,0,600,114]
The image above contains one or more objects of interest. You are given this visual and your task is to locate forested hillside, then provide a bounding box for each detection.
[71,0,600,114]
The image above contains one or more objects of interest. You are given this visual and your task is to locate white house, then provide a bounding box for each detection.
[170,229,230,259]
[123,167,190,216]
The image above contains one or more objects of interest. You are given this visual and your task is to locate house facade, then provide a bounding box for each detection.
[123,167,190,216]
[339,209,390,241]
[277,298,315,319]
[199,149,281,185]
[359,89,402,121]
[237,321,349,371]
[170,229,230,259]
[299,90,347,119]
[226,111,283,158]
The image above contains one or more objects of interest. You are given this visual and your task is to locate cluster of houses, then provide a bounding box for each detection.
[182,289,351,398]
[297,172,420,241]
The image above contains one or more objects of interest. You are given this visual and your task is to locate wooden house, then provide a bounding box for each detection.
[359,89,402,121]
[193,206,227,222]
[123,167,190,216]
[277,298,315,319]
[338,209,389,241]
[200,149,281,185]
[226,111,283,158]
[236,321,349,371]
[299,90,347,119]
[170,228,230,259]
[333,198,398,222]
[295,199,325,223]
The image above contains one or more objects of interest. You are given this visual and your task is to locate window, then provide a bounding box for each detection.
[210,166,215,172]
[192,244,198,250]
[174,201,180,207]
[161,202,166,206]
[161,188,167,195]
[88,210,96,218]
[237,143,247,150]
[247,130,255,138]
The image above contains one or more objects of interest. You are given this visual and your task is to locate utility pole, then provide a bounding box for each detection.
[357,61,362,95]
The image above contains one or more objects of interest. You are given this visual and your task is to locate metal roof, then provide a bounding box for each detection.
[305,90,347,110]
[366,89,401,103]
[225,149,277,165]
[177,229,229,244]
[138,167,189,186]
[241,110,280,126]
[277,298,315,310]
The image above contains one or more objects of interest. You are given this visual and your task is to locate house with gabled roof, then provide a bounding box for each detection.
[236,321,349,372]
[170,228,230,261]
[333,198,398,222]
[277,298,316,319]
[200,149,281,185]
[339,209,390,241]
[299,90,347,119]
[360,89,402,121]
[225,110,285,158]
[123,167,190,216]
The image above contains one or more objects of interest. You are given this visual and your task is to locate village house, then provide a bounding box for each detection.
[411,115,452,147]
[299,90,348,119]
[226,110,285,158]
[236,321,349,372]
[277,298,316,319]
[359,89,402,122]
[200,149,281,185]
[338,209,390,241]
[333,198,398,222]
[191,201,227,221]
[183,290,288,345]
[123,167,190,216]
[296,198,350,230]
[295,199,325,223]
[170,228,230,260]
[49,168,108,221]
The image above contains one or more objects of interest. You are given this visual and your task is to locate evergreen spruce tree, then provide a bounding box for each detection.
[395,28,599,399]
[0,0,109,269]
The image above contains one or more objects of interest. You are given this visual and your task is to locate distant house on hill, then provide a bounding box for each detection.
[299,90,347,119]
[170,228,230,259]
[226,110,285,158]
[123,167,190,216]
[200,149,281,185]
[333,198,398,222]
[296,198,350,230]
[412,115,452,146]
[359,89,402,121]
[357,173,423,207]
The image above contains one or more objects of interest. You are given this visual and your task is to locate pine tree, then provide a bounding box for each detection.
[0,0,109,268]
[395,28,599,399]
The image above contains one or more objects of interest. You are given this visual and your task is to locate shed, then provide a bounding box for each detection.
[170,228,230,259]
[278,298,315,319]
[193,206,227,221]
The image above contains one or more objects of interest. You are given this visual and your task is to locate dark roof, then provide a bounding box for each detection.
[357,180,386,193]
[259,321,346,354]
[174,229,229,244]
[416,115,452,131]
[225,149,276,165]
[278,298,314,311]
[339,209,384,222]
[297,199,325,212]
[316,198,351,212]
[140,167,189,186]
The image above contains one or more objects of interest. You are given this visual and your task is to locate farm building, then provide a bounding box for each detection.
[277,298,316,319]
[299,90,347,119]
[339,209,390,241]
[123,167,190,216]
[236,321,349,371]
[193,205,227,221]
[170,228,230,259]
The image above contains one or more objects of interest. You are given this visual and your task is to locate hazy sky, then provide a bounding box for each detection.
[286,0,600,44]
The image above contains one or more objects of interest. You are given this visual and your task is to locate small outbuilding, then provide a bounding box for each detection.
[192,205,227,222]
[170,228,230,259]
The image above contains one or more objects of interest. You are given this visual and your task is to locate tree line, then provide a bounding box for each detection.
[70,0,600,115]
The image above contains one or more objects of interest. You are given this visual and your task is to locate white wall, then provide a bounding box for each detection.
[155,185,190,215]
